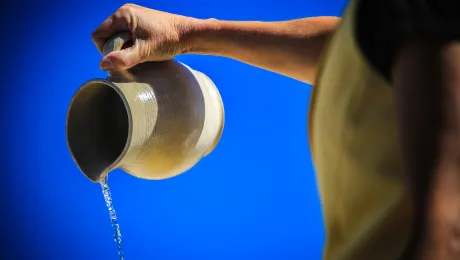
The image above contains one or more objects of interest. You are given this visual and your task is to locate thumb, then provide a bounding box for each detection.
[100,44,142,71]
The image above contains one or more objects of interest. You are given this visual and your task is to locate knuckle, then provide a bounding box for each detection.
[119,4,134,14]
[123,3,138,8]
[113,4,137,28]
[90,29,100,38]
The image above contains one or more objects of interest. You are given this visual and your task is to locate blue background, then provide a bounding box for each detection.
[4,0,346,259]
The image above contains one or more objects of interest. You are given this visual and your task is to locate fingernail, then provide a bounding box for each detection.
[100,60,113,70]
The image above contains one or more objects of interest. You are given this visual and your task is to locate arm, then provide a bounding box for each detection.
[188,17,341,84]
[92,5,340,84]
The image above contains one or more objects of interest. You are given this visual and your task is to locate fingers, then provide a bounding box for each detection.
[91,5,136,53]
[100,43,142,71]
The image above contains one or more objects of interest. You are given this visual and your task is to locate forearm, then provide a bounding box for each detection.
[186,17,340,84]
[393,41,460,260]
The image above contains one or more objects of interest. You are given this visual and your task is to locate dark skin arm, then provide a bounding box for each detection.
[393,41,460,260]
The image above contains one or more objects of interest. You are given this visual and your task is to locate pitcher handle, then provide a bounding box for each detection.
[102,31,133,56]
[102,32,135,79]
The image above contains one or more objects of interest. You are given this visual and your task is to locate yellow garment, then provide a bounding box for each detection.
[309,1,413,259]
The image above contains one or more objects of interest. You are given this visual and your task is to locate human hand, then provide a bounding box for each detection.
[91,4,200,71]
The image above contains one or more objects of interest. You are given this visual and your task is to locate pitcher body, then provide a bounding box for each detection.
[66,33,224,182]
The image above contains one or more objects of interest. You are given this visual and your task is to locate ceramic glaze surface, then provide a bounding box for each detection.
[66,32,224,182]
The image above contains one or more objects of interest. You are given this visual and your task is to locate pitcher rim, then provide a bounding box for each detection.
[66,78,134,183]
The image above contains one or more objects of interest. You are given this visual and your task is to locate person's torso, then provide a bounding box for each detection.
[309,0,413,259]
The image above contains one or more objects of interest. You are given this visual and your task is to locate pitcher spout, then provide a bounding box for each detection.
[66,80,131,183]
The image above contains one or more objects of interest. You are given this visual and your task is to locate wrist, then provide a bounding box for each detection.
[181,18,228,55]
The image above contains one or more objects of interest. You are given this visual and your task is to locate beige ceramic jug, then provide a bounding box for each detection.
[66,32,224,183]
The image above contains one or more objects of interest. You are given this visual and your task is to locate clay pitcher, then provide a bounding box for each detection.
[66,32,224,182]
